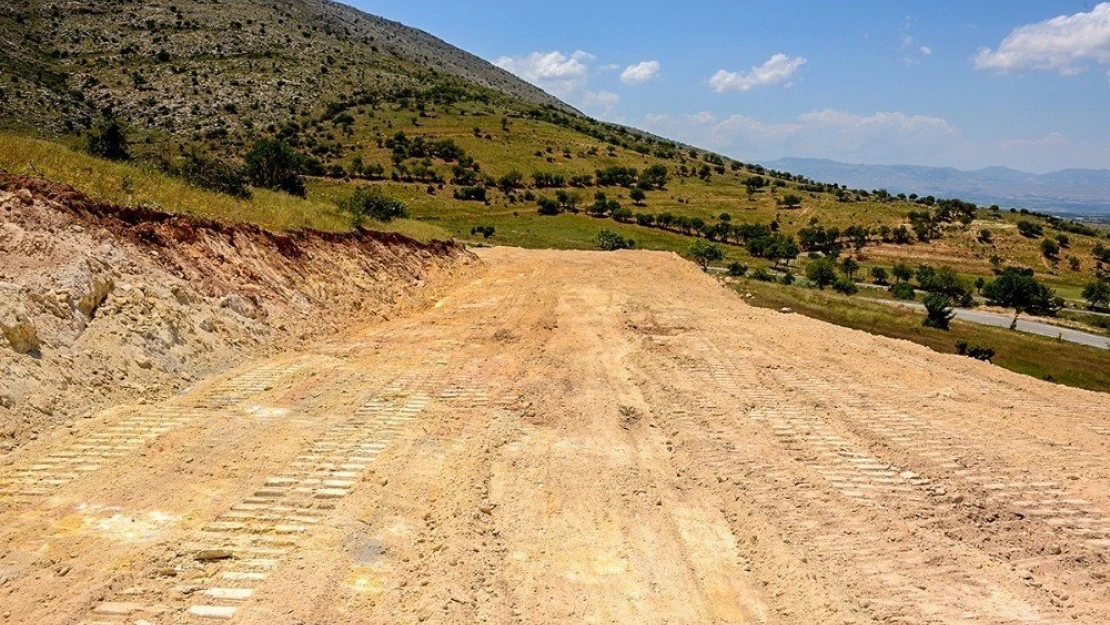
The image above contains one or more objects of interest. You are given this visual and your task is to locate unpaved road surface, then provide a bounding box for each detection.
[1,247,1109,625]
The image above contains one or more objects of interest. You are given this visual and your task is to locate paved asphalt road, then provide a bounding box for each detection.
[870,299,1110,349]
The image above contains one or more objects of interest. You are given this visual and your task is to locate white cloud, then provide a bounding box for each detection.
[920,46,933,56]
[620,60,661,85]
[494,50,623,115]
[974,3,1110,76]
[581,90,621,114]
[709,53,807,93]
[493,50,594,98]
[641,109,958,164]
[1000,132,1070,149]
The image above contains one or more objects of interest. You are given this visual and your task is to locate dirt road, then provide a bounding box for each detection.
[1,247,1108,625]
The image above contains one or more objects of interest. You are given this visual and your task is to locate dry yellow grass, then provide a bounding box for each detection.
[0,134,450,243]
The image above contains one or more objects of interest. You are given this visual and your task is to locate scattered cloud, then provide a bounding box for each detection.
[641,109,959,165]
[708,53,807,93]
[494,50,621,114]
[581,90,621,114]
[899,17,933,65]
[974,3,1110,77]
[642,110,1109,170]
[1000,132,1070,149]
[620,60,661,85]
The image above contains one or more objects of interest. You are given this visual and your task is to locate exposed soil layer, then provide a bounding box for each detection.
[1,247,1107,624]
[0,175,475,452]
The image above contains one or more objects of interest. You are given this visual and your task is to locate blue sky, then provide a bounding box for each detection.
[355,1,1110,173]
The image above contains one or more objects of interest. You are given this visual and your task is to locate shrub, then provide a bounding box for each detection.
[244,139,307,197]
[172,153,252,199]
[87,121,130,161]
[595,229,635,251]
[779,193,803,208]
[751,268,776,282]
[870,266,889,285]
[833,277,859,295]
[922,293,955,330]
[781,271,796,286]
[1016,220,1043,238]
[955,340,995,362]
[889,283,916,300]
[339,187,409,224]
[727,261,749,277]
[1040,237,1060,260]
[536,197,561,215]
[470,226,496,239]
[453,186,487,202]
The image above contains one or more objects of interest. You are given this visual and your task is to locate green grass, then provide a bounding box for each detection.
[731,277,1110,394]
[0,133,450,243]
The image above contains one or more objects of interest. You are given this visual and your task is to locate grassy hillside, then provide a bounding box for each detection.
[3,0,1107,305]
[0,134,448,242]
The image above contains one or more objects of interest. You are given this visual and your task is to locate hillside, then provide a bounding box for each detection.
[0,0,568,138]
[2,0,1108,310]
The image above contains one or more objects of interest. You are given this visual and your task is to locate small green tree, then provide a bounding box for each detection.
[922,293,955,330]
[892,263,913,284]
[244,139,307,197]
[978,229,993,244]
[982,267,1059,330]
[840,257,859,280]
[87,121,130,161]
[629,187,647,205]
[1083,279,1110,310]
[689,239,724,271]
[870,266,889,285]
[805,258,838,289]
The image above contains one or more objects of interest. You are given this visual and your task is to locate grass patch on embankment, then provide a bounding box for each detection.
[731,277,1110,394]
[0,133,449,243]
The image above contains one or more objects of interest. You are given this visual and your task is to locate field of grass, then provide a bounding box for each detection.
[731,276,1110,394]
[0,134,449,243]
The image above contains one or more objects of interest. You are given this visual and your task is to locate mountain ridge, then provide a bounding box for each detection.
[763,157,1110,216]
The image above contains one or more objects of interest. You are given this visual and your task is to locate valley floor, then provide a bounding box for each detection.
[1,248,1108,625]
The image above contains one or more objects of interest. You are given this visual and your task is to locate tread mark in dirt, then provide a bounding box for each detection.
[73,372,483,625]
[0,361,310,506]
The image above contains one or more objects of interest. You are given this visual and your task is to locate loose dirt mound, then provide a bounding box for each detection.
[0,175,475,452]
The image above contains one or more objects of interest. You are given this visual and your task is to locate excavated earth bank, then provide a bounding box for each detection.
[0,175,475,453]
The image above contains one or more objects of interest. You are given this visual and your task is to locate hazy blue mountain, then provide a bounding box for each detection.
[764,158,1110,218]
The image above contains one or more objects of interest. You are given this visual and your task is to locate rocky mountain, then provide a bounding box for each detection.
[764,158,1110,217]
[0,0,570,140]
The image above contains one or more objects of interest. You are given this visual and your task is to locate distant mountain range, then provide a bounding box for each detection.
[763,158,1110,218]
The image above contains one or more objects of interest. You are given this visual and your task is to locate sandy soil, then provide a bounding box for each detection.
[1,246,1108,625]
